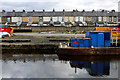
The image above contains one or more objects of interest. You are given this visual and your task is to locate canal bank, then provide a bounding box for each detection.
[1,42,120,55]
[1,32,120,55]
[1,43,58,54]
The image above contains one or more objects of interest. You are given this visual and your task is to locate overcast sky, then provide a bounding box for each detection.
[0,0,119,11]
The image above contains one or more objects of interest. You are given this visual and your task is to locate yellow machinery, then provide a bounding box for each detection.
[110,29,120,39]
[95,27,120,39]
[95,27,110,31]
[10,27,14,36]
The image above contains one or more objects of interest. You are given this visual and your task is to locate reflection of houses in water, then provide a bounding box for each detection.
[2,54,59,63]
[70,62,110,76]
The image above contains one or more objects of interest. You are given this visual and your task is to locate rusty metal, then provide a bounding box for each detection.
[58,47,120,55]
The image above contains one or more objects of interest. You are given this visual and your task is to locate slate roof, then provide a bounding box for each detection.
[0,11,119,17]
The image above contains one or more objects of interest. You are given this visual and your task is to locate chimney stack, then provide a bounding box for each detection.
[92,9,95,13]
[82,9,85,12]
[23,10,25,12]
[2,10,5,13]
[111,10,115,13]
[102,10,104,12]
[63,9,65,12]
[33,10,35,12]
[43,9,45,12]
[53,9,55,12]
[13,10,15,12]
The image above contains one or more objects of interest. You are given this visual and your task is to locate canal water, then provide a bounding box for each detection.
[1,53,120,79]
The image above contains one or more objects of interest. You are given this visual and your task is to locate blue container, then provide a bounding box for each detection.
[97,62,104,75]
[98,32,104,47]
[104,31,111,47]
[91,32,105,47]
[84,38,91,47]
[70,39,79,47]
[91,32,98,47]
[78,39,84,47]
[78,38,91,47]
[85,31,111,47]
[91,62,97,74]
[83,62,90,68]
[105,40,110,47]
[104,62,110,68]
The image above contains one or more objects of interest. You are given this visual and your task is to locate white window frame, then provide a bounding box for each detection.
[103,17,106,22]
[98,17,102,22]
[7,17,10,22]
[109,17,112,22]
[88,17,91,21]
[68,17,70,22]
[114,17,117,22]
[83,17,86,22]
[29,17,32,21]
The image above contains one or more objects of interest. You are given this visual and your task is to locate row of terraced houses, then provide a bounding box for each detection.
[0,9,119,27]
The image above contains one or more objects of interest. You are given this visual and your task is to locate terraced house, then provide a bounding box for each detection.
[0,9,119,27]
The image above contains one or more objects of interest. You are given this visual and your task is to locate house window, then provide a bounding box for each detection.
[18,17,21,22]
[88,17,91,21]
[103,17,106,22]
[39,17,43,21]
[92,17,96,22]
[109,17,112,22]
[114,17,117,22]
[62,17,64,22]
[78,17,80,21]
[98,17,102,22]
[7,17,10,22]
[57,17,59,21]
[29,17,32,21]
[83,17,86,22]
[50,17,53,21]
[68,17,70,22]
[119,18,120,22]
[73,17,75,22]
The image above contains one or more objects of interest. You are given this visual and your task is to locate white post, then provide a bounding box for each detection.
[60,43,62,48]
[67,43,69,46]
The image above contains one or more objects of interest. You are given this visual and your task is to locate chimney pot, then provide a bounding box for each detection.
[23,10,25,12]
[33,10,35,12]
[63,9,65,12]
[13,10,15,12]
[2,10,5,13]
[43,9,45,12]
[53,9,55,12]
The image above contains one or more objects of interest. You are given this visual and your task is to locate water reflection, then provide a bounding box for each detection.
[70,62,110,76]
[1,53,120,78]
